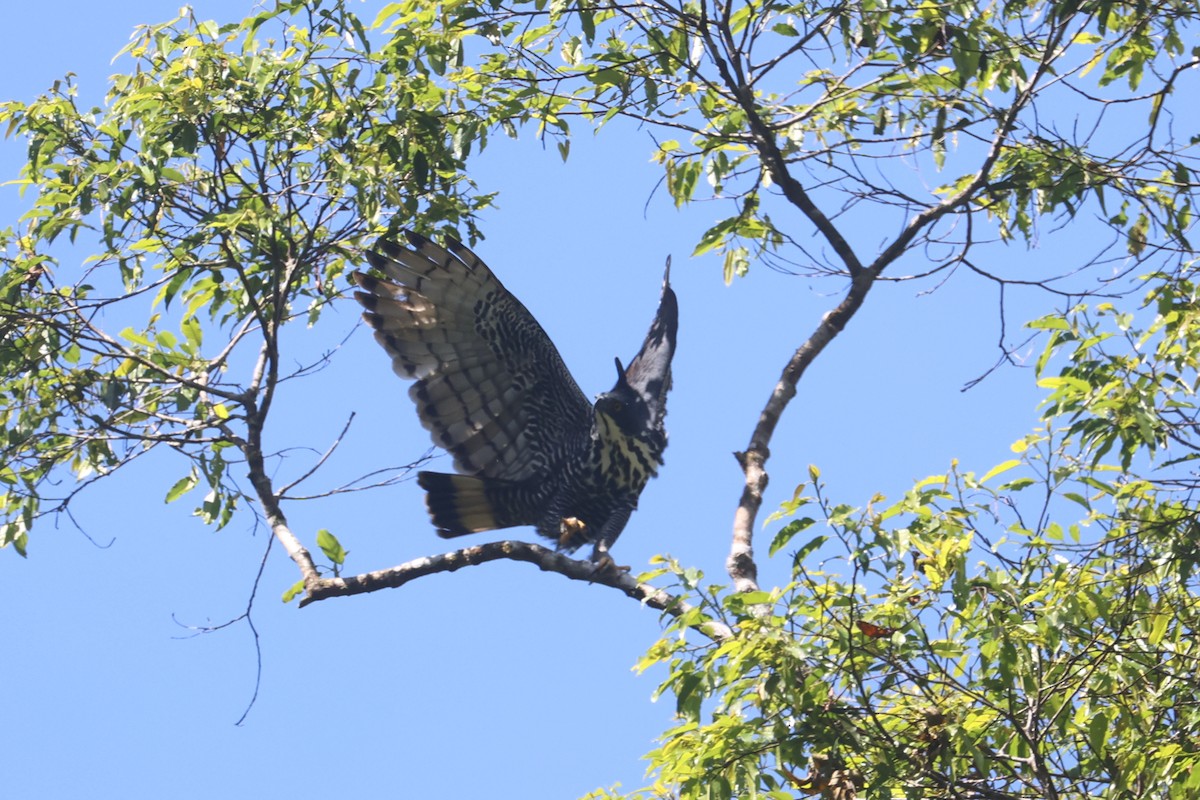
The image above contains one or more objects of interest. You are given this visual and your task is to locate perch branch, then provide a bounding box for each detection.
[299,540,734,641]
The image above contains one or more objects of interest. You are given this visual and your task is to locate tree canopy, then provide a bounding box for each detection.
[2,0,1199,797]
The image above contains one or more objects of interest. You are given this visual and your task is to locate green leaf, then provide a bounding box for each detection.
[316,528,346,566]
[768,518,816,557]
[165,470,199,504]
[979,459,1021,484]
[1028,315,1070,331]
[120,327,152,347]
[721,247,749,284]
[579,8,595,42]
[791,534,828,567]
[1127,213,1149,255]
[931,106,947,169]
[181,315,203,351]
[1147,611,1170,646]
[282,579,305,604]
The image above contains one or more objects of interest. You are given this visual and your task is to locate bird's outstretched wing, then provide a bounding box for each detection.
[622,257,677,428]
[351,232,592,482]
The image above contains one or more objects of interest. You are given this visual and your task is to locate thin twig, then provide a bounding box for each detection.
[277,412,356,496]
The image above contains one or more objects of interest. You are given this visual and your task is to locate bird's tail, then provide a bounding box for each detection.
[417,471,531,537]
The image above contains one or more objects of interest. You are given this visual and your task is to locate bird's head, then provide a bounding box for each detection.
[594,358,653,437]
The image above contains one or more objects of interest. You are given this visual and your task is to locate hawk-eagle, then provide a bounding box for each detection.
[352,231,677,563]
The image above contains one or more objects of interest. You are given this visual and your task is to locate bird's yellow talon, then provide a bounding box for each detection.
[559,517,588,549]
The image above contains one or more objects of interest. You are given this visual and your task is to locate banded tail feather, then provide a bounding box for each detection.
[416,471,534,537]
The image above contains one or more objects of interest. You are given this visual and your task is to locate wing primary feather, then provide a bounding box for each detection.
[354,233,591,483]
[622,257,678,422]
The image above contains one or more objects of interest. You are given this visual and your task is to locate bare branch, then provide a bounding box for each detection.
[172,531,274,726]
[729,266,879,592]
[242,338,321,587]
[299,540,734,641]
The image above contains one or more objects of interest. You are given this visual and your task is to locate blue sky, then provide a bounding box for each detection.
[0,3,1091,798]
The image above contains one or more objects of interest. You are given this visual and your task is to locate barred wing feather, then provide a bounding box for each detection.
[351,232,592,483]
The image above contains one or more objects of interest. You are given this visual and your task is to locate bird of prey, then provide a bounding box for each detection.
[351,231,677,565]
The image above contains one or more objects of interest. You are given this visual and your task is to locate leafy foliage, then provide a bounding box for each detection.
[0,1,498,552]
[3,0,1200,796]
[601,275,1200,799]
[428,0,1200,283]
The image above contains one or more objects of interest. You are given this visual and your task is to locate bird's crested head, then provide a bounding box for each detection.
[594,359,654,437]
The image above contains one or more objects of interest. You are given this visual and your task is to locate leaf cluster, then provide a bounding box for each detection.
[0,1,501,551]
[444,0,1200,285]
[609,270,1200,799]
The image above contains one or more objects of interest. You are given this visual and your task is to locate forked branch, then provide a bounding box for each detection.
[724,8,1064,592]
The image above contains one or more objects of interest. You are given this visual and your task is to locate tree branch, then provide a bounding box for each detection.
[696,5,865,278]
[723,8,1076,593]
[299,540,734,641]
[729,267,880,593]
[242,337,322,587]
